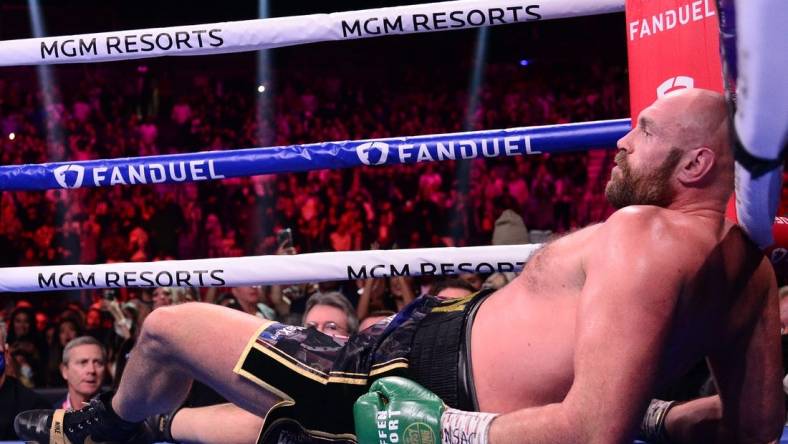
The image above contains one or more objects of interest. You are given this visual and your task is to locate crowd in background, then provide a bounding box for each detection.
[0,59,626,269]
[1,5,787,442]
[0,26,634,398]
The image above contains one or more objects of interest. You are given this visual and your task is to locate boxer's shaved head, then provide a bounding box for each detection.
[607,88,733,209]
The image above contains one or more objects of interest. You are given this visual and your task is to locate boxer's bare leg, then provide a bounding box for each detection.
[113,303,280,421]
[171,404,264,444]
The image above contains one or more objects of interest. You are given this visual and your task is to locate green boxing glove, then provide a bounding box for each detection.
[353,376,498,444]
[354,376,444,444]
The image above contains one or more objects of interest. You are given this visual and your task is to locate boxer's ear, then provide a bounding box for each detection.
[676,146,715,185]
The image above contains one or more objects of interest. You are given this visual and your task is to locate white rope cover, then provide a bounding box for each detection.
[0,244,543,292]
[730,0,788,248]
[0,0,624,66]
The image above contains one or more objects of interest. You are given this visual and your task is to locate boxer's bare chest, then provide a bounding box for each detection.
[519,225,600,295]
[470,226,602,412]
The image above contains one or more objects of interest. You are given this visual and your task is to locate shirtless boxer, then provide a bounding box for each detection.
[15,88,784,444]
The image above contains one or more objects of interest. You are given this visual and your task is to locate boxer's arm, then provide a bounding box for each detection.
[657,395,734,443]
[664,386,781,444]
[700,265,784,443]
[489,209,684,443]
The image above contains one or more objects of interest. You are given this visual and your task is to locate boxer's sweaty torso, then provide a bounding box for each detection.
[470,205,777,413]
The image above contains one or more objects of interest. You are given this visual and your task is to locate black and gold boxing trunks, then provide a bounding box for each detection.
[233,290,494,444]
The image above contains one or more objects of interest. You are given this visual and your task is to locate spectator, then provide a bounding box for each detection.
[356,279,393,322]
[44,316,83,387]
[0,322,51,440]
[6,306,44,387]
[152,287,194,311]
[34,312,49,335]
[58,336,106,409]
[230,286,276,320]
[83,304,112,345]
[483,209,530,290]
[491,209,530,246]
[388,276,416,311]
[303,292,359,337]
[7,306,37,344]
[57,317,82,351]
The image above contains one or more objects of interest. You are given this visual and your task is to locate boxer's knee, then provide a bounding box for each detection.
[137,304,187,353]
[138,302,216,353]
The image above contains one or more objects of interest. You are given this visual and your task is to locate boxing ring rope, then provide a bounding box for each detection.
[0,2,785,443]
[0,0,624,67]
[0,244,542,292]
[0,0,780,280]
[0,119,631,191]
[0,0,628,294]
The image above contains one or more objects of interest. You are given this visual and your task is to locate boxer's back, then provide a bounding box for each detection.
[471,205,778,414]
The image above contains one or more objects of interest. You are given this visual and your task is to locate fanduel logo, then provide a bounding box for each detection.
[657,76,694,97]
[356,136,538,166]
[356,142,390,166]
[628,0,715,41]
[52,160,226,189]
[53,164,86,188]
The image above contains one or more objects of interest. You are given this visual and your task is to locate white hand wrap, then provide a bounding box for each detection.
[441,408,498,444]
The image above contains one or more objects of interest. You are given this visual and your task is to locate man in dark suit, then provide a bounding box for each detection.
[0,321,51,440]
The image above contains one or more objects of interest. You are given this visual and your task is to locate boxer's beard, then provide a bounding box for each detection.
[605,147,682,209]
